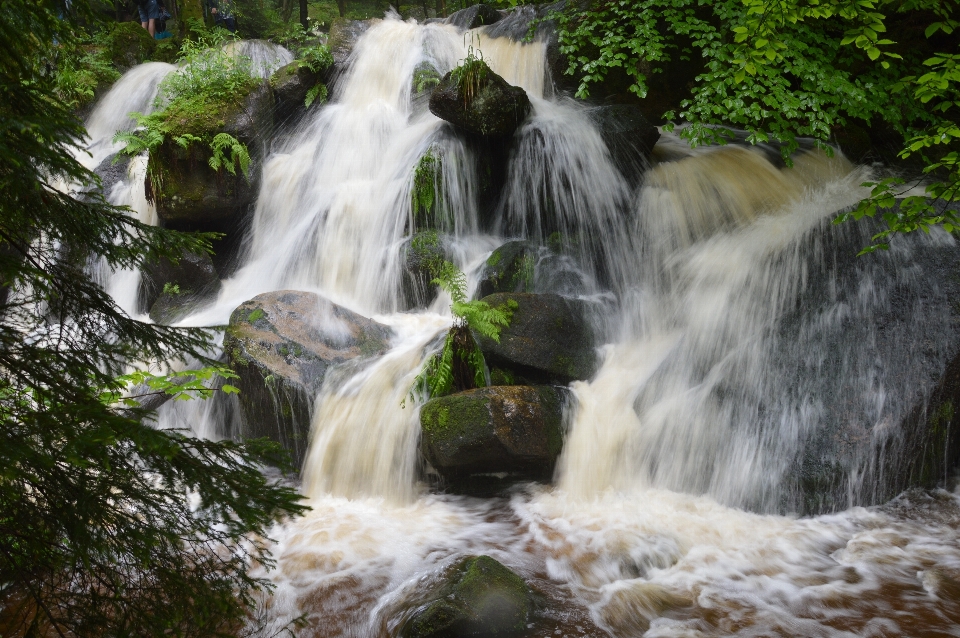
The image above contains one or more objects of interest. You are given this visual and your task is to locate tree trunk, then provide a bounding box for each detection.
[337,0,346,17]
[435,0,446,17]
[299,0,308,29]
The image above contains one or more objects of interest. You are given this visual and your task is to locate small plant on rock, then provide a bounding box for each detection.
[450,35,488,107]
[407,259,517,404]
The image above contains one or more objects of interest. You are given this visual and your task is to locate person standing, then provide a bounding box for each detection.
[136,0,161,37]
[207,0,236,33]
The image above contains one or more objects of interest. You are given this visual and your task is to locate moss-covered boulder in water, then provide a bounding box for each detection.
[474,293,598,383]
[429,63,531,137]
[223,291,392,468]
[105,21,157,71]
[476,240,538,299]
[420,385,565,484]
[149,81,274,230]
[401,555,533,638]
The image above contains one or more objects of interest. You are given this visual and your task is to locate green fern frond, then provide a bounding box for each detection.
[173,133,203,149]
[208,133,251,179]
[304,83,328,108]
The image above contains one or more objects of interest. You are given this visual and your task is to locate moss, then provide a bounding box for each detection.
[486,248,502,267]
[420,393,491,441]
[489,367,516,386]
[411,147,450,230]
[246,308,265,323]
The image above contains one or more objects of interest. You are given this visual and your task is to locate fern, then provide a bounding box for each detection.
[406,259,516,405]
[304,83,328,108]
[208,133,251,179]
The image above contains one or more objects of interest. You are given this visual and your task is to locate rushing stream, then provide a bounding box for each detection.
[85,16,960,638]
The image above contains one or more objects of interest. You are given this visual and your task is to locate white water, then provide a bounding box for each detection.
[83,14,960,637]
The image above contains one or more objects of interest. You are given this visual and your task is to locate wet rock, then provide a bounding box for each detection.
[327,18,373,67]
[270,61,325,124]
[150,81,274,231]
[429,63,531,137]
[419,385,565,483]
[398,231,451,310]
[446,4,503,30]
[401,555,534,638]
[474,292,598,383]
[412,62,442,98]
[588,104,660,186]
[223,291,392,468]
[476,240,539,298]
[140,250,221,313]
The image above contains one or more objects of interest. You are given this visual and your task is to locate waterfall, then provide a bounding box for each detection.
[84,13,960,636]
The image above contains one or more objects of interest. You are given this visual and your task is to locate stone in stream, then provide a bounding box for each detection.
[419,385,565,488]
[400,555,534,638]
[429,62,531,137]
[587,104,661,186]
[140,250,221,320]
[223,291,392,469]
[473,292,599,384]
[398,231,452,310]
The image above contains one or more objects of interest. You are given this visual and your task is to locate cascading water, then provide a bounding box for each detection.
[85,13,960,637]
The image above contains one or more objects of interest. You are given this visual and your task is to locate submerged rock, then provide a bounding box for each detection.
[429,63,531,137]
[401,555,533,638]
[474,292,598,383]
[420,385,565,484]
[223,291,392,468]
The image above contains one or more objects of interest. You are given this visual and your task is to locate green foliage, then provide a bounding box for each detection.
[114,25,257,184]
[414,66,442,94]
[296,41,334,74]
[411,146,446,228]
[305,82,329,107]
[99,365,241,407]
[0,2,306,636]
[407,260,517,404]
[450,37,488,107]
[162,282,182,295]
[552,0,959,249]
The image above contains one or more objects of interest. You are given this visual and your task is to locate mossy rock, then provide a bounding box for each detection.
[223,290,392,468]
[429,63,531,137]
[420,385,565,486]
[140,249,221,312]
[474,293,598,384]
[327,18,373,66]
[105,21,157,71]
[270,61,324,124]
[149,80,273,229]
[151,38,181,64]
[401,555,533,638]
[476,240,538,298]
[398,231,451,310]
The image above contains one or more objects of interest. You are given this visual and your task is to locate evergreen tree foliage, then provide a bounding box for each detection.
[0,2,306,636]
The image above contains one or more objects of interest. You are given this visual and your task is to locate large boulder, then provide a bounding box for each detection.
[400,555,534,638]
[327,18,373,67]
[476,240,538,299]
[588,104,660,186]
[104,21,157,72]
[420,385,565,484]
[150,80,274,231]
[223,291,392,468]
[474,292,598,383]
[429,63,531,137]
[446,4,503,30]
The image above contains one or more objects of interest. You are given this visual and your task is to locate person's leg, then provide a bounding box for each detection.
[146,0,160,37]
[147,17,156,36]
